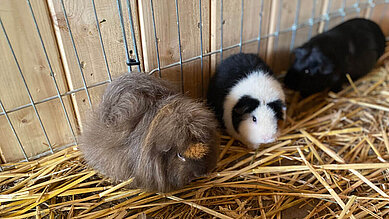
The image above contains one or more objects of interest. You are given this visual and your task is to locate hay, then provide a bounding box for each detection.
[1,63,389,218]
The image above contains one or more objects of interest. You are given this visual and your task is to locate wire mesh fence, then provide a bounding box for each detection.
[0,0,388,163]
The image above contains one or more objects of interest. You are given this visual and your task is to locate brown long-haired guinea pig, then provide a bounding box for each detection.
[79,72,219,193]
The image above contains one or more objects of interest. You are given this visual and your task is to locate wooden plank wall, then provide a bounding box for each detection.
[138,0,211,98]
[0,0,77,162]
[47,0,143,129]
[0,0,388,162]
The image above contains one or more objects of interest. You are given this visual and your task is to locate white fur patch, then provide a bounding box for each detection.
[223,70,285,149]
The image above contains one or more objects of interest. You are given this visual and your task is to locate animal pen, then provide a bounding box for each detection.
[1,0,389,218]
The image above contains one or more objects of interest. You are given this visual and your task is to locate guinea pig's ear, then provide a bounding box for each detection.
[183,143,209,160]
[233,96,260,115]
[293,47,308,58]
[233,105,249,115]
[267,99,285,121]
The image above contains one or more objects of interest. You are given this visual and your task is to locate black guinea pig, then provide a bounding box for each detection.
[284,18,386,97]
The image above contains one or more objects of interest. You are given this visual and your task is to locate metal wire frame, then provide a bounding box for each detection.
[220,0,224,61]
[324,0,333,31]
[116,0,142,72]
[257,0,265,54]
[239,0,244,53]
[340,0,347,22]
[27,0,77,144]
[91,0,112,82]
[0,0,387,163]
[289,0,302,52]
[147,0,385,75]
[272,0,284,57]
[307,0,318,40]
[0,100,29,162]
[149,0,162,77]
[1,0,385,118]
[125,0,141,72]
[368,0,377,18]
[0,18,54,155]
[117,0,132,73]
[199,0,205,96]
[59,0,92,108]
[174,0,185,93]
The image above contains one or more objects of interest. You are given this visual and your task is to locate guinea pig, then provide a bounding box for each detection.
[284,18,386,97]
[79,72,219,193]
[207,53,286,149]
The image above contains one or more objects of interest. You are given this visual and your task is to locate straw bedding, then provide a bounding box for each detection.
[1,57,389,218]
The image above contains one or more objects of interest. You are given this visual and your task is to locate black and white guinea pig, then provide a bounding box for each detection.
[284,18,386,97]
[207,53,286,149]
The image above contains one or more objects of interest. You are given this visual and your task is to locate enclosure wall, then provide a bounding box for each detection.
[1,0,389,162]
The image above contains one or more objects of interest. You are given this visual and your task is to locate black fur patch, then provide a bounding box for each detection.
[207,53,273,127]
[267,99,284,121]
[232,96,259,133]
[284,18,386,97]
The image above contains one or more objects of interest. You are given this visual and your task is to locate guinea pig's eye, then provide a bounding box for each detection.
[177,153,186,162]
[304,69,310,74]
[252,116,257,123]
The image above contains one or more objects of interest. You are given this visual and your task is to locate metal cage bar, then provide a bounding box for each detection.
[308,0,317,40]
[289,0,301,52]
[148,1,383,75]
[60,0,93,107]
[0,0,388,163]
[27,0,77,144]
[126,0,141,72]
[355,0,361,16]
[220,0,224,61]
[91,0,112,81]
[199,0,204,96]
[116,0,133,72]
[0,80,110,117]
[368,0,376,18]
[340,0,347,22]
[239,0,244,53]
[324,0,333,31]
[272,0,283,55]
[149,0,162,77]
[257,0,264,54]
[174,0,185,93]
[0,100,29,162]
[0,18,54,154]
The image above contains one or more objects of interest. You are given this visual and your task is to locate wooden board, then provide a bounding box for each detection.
[1,0,388,163]
[265,0,321,73]
[47,0,143,129]
[138,0,211,98]
[370,3,389,37]
[325,0,364,31]
[269,0,299,73]
[0,0,77,162]
[293,0,325,49]
[210,0,271,74]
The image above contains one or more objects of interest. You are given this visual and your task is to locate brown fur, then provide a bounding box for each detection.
[184,143,208,159]
[79,72,219,192]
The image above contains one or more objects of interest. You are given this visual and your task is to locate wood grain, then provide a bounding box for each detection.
[210,0,271,76]
[138,0,211,98]
[0,0,77,162]
[47,0,143,129]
